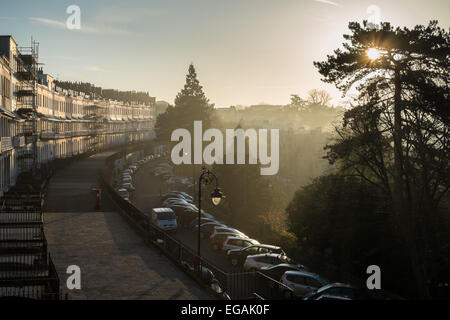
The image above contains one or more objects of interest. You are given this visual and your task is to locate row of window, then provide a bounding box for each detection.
[37,92,151,117]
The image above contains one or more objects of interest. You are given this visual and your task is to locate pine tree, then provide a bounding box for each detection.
[315,20,449,298]
[173,64,214,130]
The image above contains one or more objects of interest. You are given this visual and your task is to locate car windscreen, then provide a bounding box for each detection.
[156,212,176,220]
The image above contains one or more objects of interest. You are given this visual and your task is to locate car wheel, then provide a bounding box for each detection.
[231,258,238,266]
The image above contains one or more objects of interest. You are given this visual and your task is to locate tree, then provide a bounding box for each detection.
[289,94,307,111]
[307,89,332,106]
[155,64,214,142]
[174,63,214,130]
[314,20,449,298]
[286,174,416,297]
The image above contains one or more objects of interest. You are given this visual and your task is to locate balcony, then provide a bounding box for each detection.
[40,132,55,140]
[1,137,13,153]
[54,133,66,140]
[12,136,26,148]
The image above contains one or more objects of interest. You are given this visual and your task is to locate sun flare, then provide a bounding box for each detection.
[367,48,381,60]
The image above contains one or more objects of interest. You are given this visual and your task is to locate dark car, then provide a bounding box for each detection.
[194,222,226,239]
[227,244,285,266]
[303,283,373,300]
[189,217,217,229]
[259,263,307,281]
[180,260,230,300]
[169,205,197,226]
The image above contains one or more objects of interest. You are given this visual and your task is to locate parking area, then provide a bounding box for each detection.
[121,154,391,300]
[130,159,239,274]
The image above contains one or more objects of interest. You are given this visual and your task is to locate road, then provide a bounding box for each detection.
[43,151,212,300]
[132,158,242,274]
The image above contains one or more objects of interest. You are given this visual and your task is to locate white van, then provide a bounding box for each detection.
[152,208,177,232]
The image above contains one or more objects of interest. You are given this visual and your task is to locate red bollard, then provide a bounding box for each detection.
[92,188,101,210]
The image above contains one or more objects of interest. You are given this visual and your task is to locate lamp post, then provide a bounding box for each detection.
[196,167,224,272]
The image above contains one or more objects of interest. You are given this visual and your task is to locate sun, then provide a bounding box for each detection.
[367,48,381,60]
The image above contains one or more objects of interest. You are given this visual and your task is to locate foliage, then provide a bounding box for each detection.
[299,20,450,298]
[155,64,214,143]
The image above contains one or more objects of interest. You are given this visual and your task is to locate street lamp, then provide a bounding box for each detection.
[196,167,224,271]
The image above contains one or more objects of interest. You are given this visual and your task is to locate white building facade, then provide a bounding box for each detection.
[0,35,155,196]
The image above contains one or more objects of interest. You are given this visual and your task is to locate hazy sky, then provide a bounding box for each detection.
[1,0,448,107]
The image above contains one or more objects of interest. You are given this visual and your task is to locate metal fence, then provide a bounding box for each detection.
[0,192,60,300]
[101,150,294,300]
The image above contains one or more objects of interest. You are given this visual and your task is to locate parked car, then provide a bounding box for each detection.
[303,283,372,300]
[171,191,193,200]
[171,207,198,227]
[227,245,285,266]
[221,237,260,253]
[281,271,329,297]
[243,253,293,271]
[122,183,135,191]
[122,177,132,184]
[189,217,217,229]
[195,222,226,239]
[163,198,190,207]
[117,188,129,200]
[259,264,306,281]
[210,232,241,250]
[151,207,177,232]
[210,227,247,240]
[162,192,193,203]
[180,260,230,300]
[168,203,198,215]
[122,174,132,181]
[210,278,231,300]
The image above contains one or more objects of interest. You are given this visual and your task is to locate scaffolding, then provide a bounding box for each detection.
[15,39,39,174]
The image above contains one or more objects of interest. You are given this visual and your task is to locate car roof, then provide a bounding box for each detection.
[227,236,258,242]
[201,222,223,226]
[328,283,358,289]
[249,253,283,258]
[284,270,322,278]
[213,232,237,237]
[256,244,281,249]
[263,263,299,270]
[153,207,175,213]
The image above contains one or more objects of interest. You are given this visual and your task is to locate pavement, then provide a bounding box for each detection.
[43,151,212,300]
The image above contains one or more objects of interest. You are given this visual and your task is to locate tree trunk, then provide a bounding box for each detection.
[392,66,430,298]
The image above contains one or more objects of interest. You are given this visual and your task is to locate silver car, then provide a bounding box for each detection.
[243,253,293,271]
[221,237,259,253]
[281,271,329,297]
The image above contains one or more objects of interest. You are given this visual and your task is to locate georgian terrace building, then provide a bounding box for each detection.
[0,35,155,196]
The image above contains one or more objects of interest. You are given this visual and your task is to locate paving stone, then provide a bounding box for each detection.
[44,152,212,300]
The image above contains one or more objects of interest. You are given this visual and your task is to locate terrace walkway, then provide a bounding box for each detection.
[43,151,211,300]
